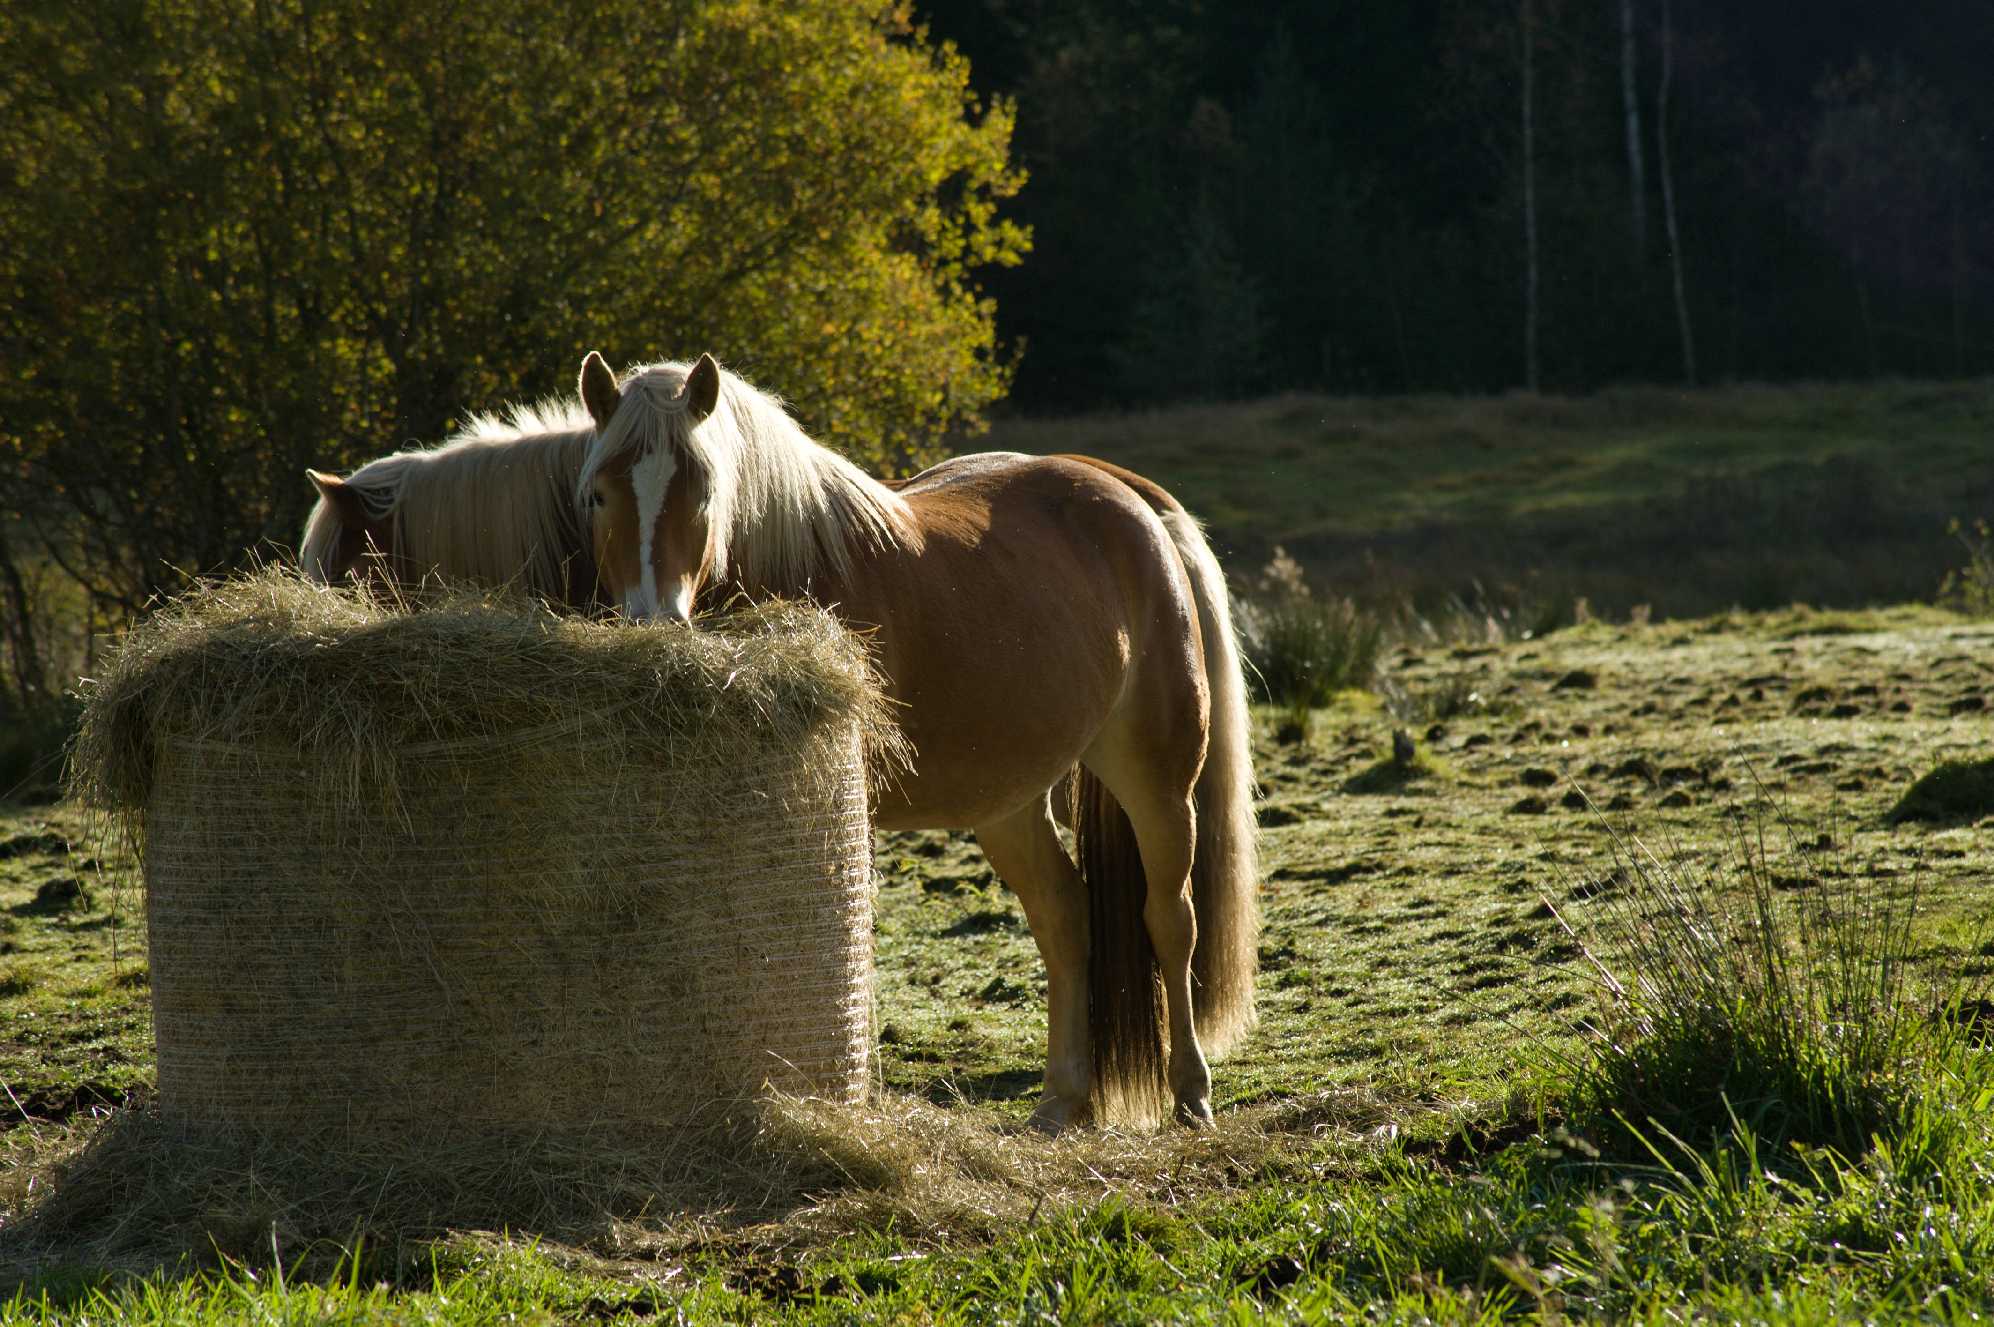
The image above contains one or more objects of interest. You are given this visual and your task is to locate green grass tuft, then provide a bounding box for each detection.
[1938,517,1994,617]
[1545,799,1991,1170]
[1237,548,1384,734]
[1341,751,1449,795]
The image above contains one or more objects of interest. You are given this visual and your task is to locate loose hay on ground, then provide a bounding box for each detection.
[0,1085,1425,1279]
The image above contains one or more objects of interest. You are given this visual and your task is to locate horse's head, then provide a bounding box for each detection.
[577,350,722,623]
[300,468,397,585]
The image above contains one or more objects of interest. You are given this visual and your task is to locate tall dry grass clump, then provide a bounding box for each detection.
[1938,516,1994,616]
[1236,547,1382,733]
[1545,797,1987,1168]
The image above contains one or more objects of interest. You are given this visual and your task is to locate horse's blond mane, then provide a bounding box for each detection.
[574,361,911,594]
[301,397,595,598]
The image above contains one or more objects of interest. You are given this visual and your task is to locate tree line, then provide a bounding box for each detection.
[917,0,1994,408]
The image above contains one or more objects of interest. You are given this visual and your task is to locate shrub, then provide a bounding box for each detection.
[1938,517,1994,616]
[1887,757,1994,825]
[0,0,1026,615]
[1236,548,1383,731]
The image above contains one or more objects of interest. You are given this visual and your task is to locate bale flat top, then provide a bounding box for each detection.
[71,569,902,819]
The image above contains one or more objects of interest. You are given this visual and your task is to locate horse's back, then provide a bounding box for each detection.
[899,452,1175,547]
[895,453,1198,622]
[1047,454,1188,519]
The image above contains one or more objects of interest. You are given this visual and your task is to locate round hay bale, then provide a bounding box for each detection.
[71,571,901,1139]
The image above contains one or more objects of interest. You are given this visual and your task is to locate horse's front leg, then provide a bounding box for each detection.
[976,796,1091,1133]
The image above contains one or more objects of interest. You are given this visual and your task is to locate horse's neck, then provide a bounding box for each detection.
[717,440,905,606]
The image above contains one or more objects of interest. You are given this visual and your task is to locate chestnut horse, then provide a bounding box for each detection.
[299,398,598,601]
[574,353,1258,1129]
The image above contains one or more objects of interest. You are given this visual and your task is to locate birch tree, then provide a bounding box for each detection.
[1655,0,1696,383]
[1619,0,1648,255]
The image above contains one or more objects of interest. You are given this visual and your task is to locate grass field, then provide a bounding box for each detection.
[4,382,1994,1320]
[5,602,1994,1319]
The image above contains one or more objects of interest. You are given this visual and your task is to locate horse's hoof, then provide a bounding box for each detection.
[1028,1099,1083,1135]
[1174,1098,1215,1130]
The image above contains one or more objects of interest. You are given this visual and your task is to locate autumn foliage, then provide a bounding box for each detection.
[0,0,1026,617]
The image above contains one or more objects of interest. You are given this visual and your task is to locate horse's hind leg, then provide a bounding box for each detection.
[1083,732,1212,1127]
[1122,791,1212,1127]
[976,794,1091,1132]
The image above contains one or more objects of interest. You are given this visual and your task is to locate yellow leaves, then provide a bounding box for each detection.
[2,0,1024,518]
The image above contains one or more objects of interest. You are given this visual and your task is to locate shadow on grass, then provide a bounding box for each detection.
[920,1068,1040,1108]
[1341,755,1445,796]
[0,1082,1443,1294]
[1887,757,1994,826]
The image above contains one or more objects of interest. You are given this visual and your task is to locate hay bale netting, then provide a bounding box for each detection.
[70,571,902,1140]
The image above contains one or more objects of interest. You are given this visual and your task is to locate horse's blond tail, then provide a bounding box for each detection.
[1161,508,1261,1056]
[1064,464,1260,1126]
[1074,766,1170,1126]
[1071,513,1260,1125]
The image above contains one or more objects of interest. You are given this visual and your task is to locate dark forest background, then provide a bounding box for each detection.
[916,0,1994,408]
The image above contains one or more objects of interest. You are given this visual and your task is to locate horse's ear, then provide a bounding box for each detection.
[307,468,367,527]
[681,353,720,424]
[579,351,621,430]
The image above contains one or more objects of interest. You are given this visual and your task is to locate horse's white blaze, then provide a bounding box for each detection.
[626,442,678,620]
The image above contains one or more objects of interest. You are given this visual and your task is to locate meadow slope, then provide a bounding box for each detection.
[979,379,1994,619]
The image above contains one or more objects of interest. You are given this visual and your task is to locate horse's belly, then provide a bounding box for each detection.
[848,452,1186,831]
[865,653,1119,831]
[869,704,1097,830]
